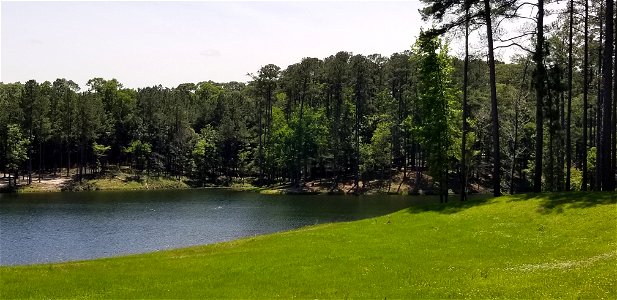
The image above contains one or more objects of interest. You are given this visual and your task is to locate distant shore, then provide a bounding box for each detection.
[1,170,490,196]
[0,172,187,194]
[2,174,441,196]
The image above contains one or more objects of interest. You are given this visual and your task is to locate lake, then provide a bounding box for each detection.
[0,189,415,265]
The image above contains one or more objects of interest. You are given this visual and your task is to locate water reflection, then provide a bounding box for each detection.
[0,190,414,265]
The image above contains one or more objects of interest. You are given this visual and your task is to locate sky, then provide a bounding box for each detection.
[1,1,425,89]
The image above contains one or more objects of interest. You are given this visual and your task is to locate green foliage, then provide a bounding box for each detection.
[0,31,599,192]
[92,142,111,172]
[123,140,152,172]
[360,118,392,177]
[413,34,461,193]
[192,126,219,182]
[5,124,29,173]
[92,142,111,155]
[587,147,596,172]
[569,167,582,191]
[269,107,294,172]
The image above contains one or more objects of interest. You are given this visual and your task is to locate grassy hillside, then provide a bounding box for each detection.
[1,192,615,299]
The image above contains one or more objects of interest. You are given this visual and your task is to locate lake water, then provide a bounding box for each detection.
[0,189,415,265]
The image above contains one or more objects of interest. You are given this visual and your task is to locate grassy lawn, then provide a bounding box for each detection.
[86,176,188,191]
[1,192,615,299]
[65,175,189,192]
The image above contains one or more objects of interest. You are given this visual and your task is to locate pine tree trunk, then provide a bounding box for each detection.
[67,148,71,178]
[461,4,470,201]
[582,0,589,190]
[354,87,360,194]
[600,0,614,190]
[296,78,307,187]
[28,128,32,185]
[79,139,84,182]
[566,0,574,191]
[559,91,566,190]
[38,138,42,183]
[484,0,501,197]
[613,3,617,186]
[534,0,546,193]
[258,100,263,183]
[595,8,603,190]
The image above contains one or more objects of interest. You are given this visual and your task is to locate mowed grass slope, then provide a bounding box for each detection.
[1,192,615,299]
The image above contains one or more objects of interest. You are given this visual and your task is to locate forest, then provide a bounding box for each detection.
[1,0,616,199]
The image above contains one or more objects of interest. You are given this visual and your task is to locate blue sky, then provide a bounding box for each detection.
[1,1,424,89]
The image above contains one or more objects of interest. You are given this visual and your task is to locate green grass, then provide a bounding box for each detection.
[1,192,615,299]
[69,176,188,191]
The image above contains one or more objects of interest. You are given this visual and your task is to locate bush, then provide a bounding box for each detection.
[569,167,582,191]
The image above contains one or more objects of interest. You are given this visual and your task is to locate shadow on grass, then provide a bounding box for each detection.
[401,192,616,215]
[402,194,495,215]
[508,191,617,214]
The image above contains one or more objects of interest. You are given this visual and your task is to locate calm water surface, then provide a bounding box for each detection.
[0,189,414,265]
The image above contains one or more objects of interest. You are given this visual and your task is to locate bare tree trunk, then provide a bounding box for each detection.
[596,7,603,190]
[67,148,71,178]
[582,0,589,190]
[510,61,531,194]
[600,0,614,190]
[533,0,546,193]
[415,148,421,193]
[548,94,555,192]
[267,88,273,182]
[566,0,574,191]
[79,140,84,182]
[28,128,32,185]
[258,100,263,183]
[613,3,617,187]
[461,4,470,201]
[354,85,360,194]
[484,0,501,197]
[38,138,42,183]
[296,77,307,187]
[559,90,566,190]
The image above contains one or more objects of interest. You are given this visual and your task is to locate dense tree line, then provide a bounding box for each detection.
[1,0,616,195]
[421,0,616,194]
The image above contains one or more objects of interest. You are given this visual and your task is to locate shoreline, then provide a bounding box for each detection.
[1,171,488,196]
[0,174,437,196]
[1,181,457,196]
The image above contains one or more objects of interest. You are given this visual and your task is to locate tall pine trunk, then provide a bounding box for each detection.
[559,90,566,190]
[67,147,71,178]
[296,78,307,187]
[534,0,546,193]
[566,0,574,190]
[28,128,32,185]
[595,6,603,190]
[354,83,360,194]
[38,138,42,183]
[600,0,614,190]
[510,61,530,194]
[258,98,263,182]
[461,4,470,201]
[613,3,617,186]
[484,0,501,197]
[582,0,589,190]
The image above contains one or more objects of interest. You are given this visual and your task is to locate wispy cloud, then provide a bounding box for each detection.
[199,49,221,57]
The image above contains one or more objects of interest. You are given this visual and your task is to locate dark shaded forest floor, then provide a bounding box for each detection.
[233,171,492,195]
